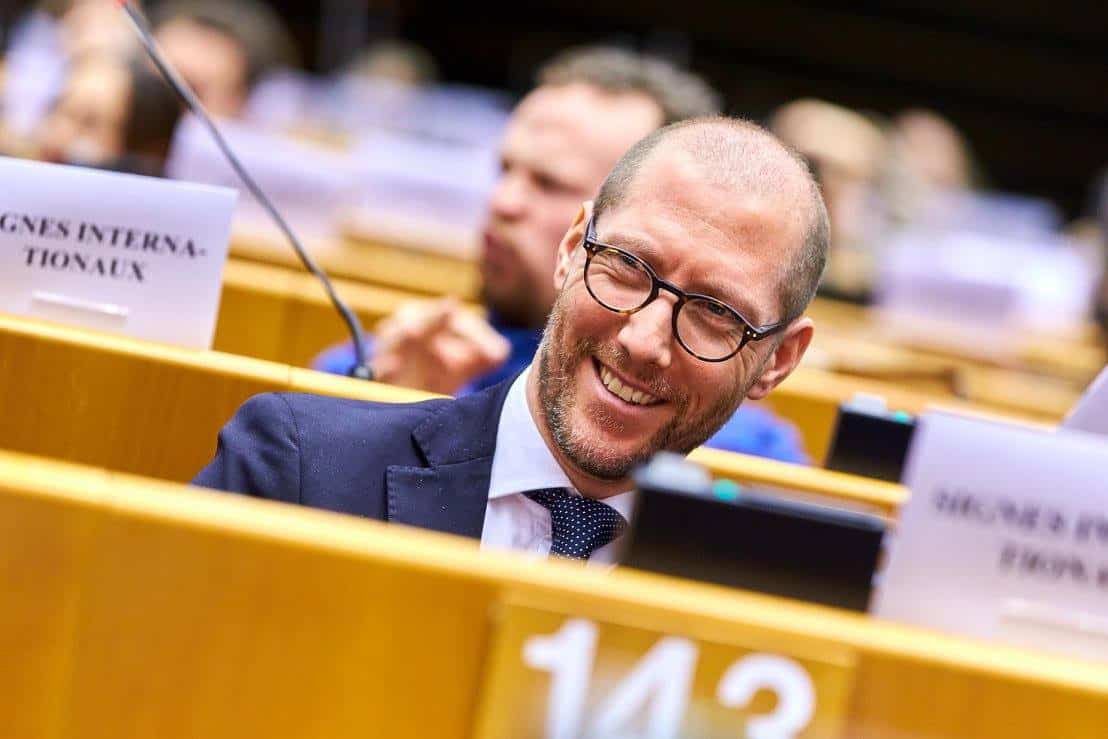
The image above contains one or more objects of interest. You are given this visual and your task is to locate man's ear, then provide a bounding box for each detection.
[745,317,814,400]
[552,201,592,288]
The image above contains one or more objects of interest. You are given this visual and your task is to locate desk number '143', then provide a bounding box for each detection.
[523,618,816,739]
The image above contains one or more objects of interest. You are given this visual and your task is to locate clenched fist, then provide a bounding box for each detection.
[372,298,511,395]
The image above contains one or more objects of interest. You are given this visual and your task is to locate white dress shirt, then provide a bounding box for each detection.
[482,368,636,566]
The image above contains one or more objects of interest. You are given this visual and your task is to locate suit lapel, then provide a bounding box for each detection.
[385,376,517,539]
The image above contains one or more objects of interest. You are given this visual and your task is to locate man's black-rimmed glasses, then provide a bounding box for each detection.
[581,214,787,362]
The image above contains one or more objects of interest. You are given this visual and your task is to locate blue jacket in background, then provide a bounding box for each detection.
[311,314,808,465]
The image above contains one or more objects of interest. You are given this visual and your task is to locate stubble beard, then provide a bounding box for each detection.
[536,294,755,481]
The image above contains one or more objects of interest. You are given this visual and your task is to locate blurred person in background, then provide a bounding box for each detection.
[318,46,721,389]
[889,109,975,193]
[316,47,809,463]
[344,40,439,88]
[1087,169,1108,342]
[770,98,886,303]
[0,48,12,155]
[881,108,981,229]
[36,50,182,175]
[36,52,130,166]
[151,0,296,118]
[2,0,137,146]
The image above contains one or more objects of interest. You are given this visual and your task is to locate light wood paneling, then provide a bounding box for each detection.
[0,451,1104,739]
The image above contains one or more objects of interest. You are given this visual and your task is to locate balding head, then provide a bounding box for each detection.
[594,117,829,322]
[533,116,825,493]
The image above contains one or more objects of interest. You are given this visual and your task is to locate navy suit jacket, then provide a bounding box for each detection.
[192,378,515,540]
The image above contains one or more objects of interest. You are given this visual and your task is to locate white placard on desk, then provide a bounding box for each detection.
[872,411,1108,662]
[1063,365,1108,436]
[0,156,236,349]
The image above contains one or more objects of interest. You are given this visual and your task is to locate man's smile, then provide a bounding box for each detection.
[591,357,666,408]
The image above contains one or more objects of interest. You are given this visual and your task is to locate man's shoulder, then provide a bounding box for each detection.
[259,391,454,438]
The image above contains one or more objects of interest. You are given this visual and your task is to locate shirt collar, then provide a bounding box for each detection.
[488,366,637,519]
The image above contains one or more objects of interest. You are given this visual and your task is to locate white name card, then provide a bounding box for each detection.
[873,411,1108,662]
[1063,365,1108,436]
[0,156,236,349]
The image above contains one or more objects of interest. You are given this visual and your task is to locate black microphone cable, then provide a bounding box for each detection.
[118,0,372,380]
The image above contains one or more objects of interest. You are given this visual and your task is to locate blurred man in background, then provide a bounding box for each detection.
[151,0,295,118]
[344,40,439,88]
[771,98,886,303]
[317,46,721,393]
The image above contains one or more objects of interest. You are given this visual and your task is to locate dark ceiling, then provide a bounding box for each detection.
[278,1,1108,216]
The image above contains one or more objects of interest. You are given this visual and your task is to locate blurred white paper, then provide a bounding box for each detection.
[875,214,1098,357]
[873,411,1108,663]
[166,115,359,237]
[1063,366,1108,436]
[0,157,235,349]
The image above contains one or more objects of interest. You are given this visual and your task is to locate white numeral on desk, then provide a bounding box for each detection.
[523,619,816,739]
[523,618,597,739]
[717,654,815,739]
[589,636,697,739]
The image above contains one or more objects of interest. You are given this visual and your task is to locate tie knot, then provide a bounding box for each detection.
[524,487,628,560]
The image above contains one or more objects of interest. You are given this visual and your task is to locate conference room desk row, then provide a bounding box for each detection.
[2,450,1104,738]
[226,225,1092,419]
[803,295,1106,386]
[0,312,903,516]
[230,221,482,301]
[211,257,1059,464]
[231,220,1105,386]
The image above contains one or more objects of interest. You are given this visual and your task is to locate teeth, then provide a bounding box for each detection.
[598,364,657,406]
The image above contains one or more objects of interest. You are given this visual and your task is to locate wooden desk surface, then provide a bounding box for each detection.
[228,224,1097,422]
[0,312,904,515]
[231,222,1104,387]
[807,298,1105,386]
[214,257,1061,463]
[231,222,481,299]
[807,331,1081,422]
[2,450,1104,739]
[215,258,452,368]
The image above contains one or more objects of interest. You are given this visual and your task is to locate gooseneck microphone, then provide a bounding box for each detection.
[118,0,372,380]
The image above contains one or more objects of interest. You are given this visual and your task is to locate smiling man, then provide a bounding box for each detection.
[194,117,829,564]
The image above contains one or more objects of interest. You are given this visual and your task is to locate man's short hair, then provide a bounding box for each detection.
[593,116,829,323]
[537,46,722,125]
[152,0,297,87]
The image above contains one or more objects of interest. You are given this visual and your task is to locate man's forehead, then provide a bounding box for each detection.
[600,147,808,322]
[625,143,809,237]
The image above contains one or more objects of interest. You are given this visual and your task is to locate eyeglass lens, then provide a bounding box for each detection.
[586,246,748,360]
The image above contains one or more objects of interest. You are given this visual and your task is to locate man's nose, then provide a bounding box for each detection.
[488,172,527,219]
[615,296,675,369]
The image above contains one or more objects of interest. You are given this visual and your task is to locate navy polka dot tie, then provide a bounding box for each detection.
[524,487,628,560]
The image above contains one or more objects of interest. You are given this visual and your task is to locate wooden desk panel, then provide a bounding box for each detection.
[0,313,424,482]
[0,451,1104,739]
[230,224,481,299]
[214,259,1048,465]
[0,313,903,514]
[230,224,1103,392]
[214,258,445,368]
